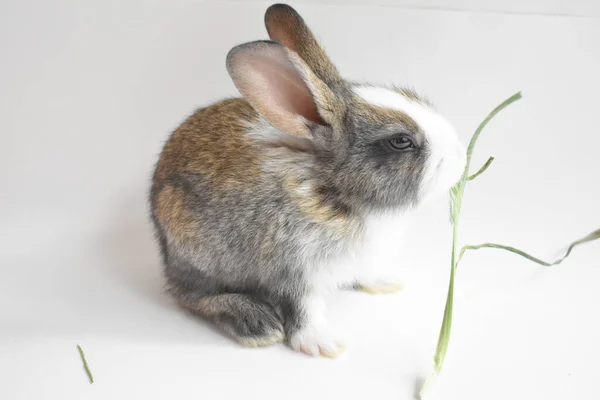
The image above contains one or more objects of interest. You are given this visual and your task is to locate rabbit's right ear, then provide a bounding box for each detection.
[265,4,341,87]
[227,40,340,139]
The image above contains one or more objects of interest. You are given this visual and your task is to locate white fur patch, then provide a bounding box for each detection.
[289,325,345,357]
[312,210,412,291]
[354,86,466,203]
[246,118,313,151]
[289,293,345,357]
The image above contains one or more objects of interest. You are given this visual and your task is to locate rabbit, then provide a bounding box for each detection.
[149,3,466,357]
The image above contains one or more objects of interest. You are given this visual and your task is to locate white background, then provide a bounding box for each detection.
[1,1,599,399]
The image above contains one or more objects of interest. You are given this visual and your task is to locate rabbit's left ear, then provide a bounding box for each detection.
[227,40,339,138]
[265,4,341,87]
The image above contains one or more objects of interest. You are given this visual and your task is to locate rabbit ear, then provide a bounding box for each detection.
[265,4,341,87]
[227,40,339,138]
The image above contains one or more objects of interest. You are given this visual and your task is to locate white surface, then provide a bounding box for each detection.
[1,1,599,399]
[286,0,600,17]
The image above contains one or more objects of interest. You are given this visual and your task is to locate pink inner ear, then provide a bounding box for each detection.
[249,55,327,126]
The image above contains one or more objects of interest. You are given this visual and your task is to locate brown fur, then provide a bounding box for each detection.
[153,98,262,239]
[154,98,261,187]
[265,4,341,86]
[392,87,426,104]
[283,176,353,237]
[154,184,196,241]
[352,96,420,132]
[293,56,347,130]
[153,94,352,239]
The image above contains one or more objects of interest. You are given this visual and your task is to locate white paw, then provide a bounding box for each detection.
[356,277,404,294]
[289,326,345,358]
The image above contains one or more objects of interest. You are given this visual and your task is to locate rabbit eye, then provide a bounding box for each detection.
[388,136,414,151]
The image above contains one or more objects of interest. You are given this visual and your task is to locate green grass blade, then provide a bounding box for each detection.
[421,91,599,400]
[435,92,523,371]
[432,224,458,371]
[77,344,94,384]
[421,92,523,399]
[449,92,522,224]
[458,229,600,267]
[422,228,599,399]
[465,92,522,165]
[468,157,495,181]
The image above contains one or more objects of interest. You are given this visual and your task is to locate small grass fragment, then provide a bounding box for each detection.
[77,344,94,384]
[467,156,494,181]
[457,229,600,267]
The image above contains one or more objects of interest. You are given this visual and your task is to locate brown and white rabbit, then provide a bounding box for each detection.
[150,3,466,357]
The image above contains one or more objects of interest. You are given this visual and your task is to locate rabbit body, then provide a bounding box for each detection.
[150,4,466,356]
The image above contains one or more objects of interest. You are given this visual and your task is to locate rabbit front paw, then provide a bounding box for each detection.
[289,325,345,358]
